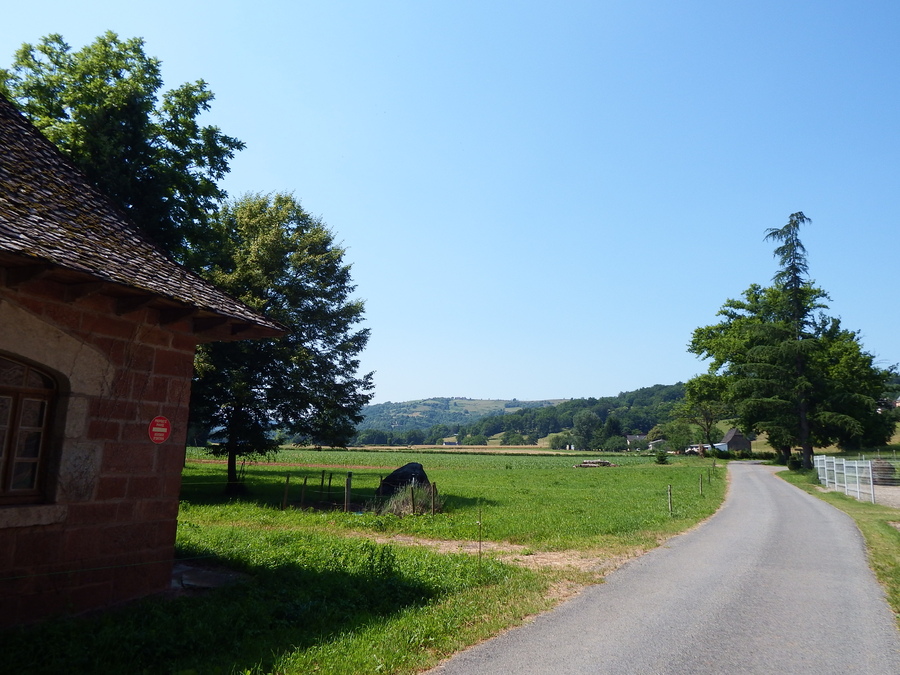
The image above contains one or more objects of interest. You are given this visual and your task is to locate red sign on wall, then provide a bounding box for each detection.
[148,416,171,444]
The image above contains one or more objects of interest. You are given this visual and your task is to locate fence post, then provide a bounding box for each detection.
[319,470,326,501]
[699,473,703,495]
[281,474,291,511]
[431,482,437,515]
[327,472,333,502]
[300,476,307,509]
[410,483,416,515]
[867,460,876,504]
[344,472,352,512]
[668,484,673,515]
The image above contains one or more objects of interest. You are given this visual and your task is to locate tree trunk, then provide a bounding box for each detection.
[227,442,238,485]
[797,353,814,470]
[776,446,791,464]
[225,410,247,495]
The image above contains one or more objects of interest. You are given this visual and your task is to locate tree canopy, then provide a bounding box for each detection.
[190,194,374,487]
[4,33,376,489]
[674,374,731,456]
[1,31,244,263]
[690,214,895,467]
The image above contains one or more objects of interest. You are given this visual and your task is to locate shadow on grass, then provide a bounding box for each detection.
[3,548,441,675]
[183,465,387,508]
[180,473,501,514]
[440,494,500,509]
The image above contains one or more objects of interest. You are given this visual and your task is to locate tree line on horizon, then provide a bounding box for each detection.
[356,397,559,434]
[352,383,686,448]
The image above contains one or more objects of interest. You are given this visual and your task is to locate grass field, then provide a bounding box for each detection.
[5,449,728,675]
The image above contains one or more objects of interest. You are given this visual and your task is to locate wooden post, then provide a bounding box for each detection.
[409,483,416,515]
[431,482,436,516]
[281,474,291,511]
[699,473,703,495]
[300,476,307,509]
[668,484,673,515]
[344,472,352,512]
[319,470,325,501]
[327,472,333,502]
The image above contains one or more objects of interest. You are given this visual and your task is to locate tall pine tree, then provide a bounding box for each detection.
[690,214,894,468]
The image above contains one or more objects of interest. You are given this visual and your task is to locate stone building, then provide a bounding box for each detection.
[0,95,282,626]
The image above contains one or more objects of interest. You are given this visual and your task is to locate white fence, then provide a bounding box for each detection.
[813,456,876,504]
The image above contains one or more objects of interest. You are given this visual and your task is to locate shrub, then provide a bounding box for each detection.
[655,450,669,465]
[376,482,443,516]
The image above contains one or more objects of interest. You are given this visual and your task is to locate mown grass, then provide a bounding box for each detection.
[5,450,728,675]
[779,469,900,627]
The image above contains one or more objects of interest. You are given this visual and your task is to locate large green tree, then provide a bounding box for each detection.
[690,214,894,467]
[675,374,731,456]
[190,194,374,489]
[1,31,243,262]
[572,409,601,450]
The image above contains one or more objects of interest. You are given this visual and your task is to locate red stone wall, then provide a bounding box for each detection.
[0,279,198,627]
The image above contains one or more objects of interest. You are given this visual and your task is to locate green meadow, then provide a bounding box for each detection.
[6,450,728,675]
[182,448,726,549]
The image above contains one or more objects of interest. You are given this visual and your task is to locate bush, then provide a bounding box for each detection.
[786,454,802,471]
[376,482,443,516]
[655,450,669,465]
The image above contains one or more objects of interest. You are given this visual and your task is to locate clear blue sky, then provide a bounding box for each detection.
[5,1,898,403]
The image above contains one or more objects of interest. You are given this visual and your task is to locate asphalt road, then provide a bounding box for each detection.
[428,463,900,674]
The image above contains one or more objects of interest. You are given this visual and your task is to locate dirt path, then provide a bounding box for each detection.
[365,533,648,574]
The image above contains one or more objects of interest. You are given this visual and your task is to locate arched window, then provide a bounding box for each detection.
[0,356,56,505]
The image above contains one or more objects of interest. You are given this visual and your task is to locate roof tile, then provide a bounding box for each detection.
[0,94,282,335]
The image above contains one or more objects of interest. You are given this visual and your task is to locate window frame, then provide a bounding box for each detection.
[0,356,57,505]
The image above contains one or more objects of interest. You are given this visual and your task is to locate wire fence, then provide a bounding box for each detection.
[269,470,441,515]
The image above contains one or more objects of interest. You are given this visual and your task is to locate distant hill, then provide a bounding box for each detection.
[355,384,686,448]
[357,397,563,432]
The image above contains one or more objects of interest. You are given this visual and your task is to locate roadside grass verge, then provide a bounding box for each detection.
[4,451,728,675]
[779,469,900,627]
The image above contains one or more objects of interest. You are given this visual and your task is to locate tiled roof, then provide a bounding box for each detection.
[722,427,742,443]
[0,94,283,339]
